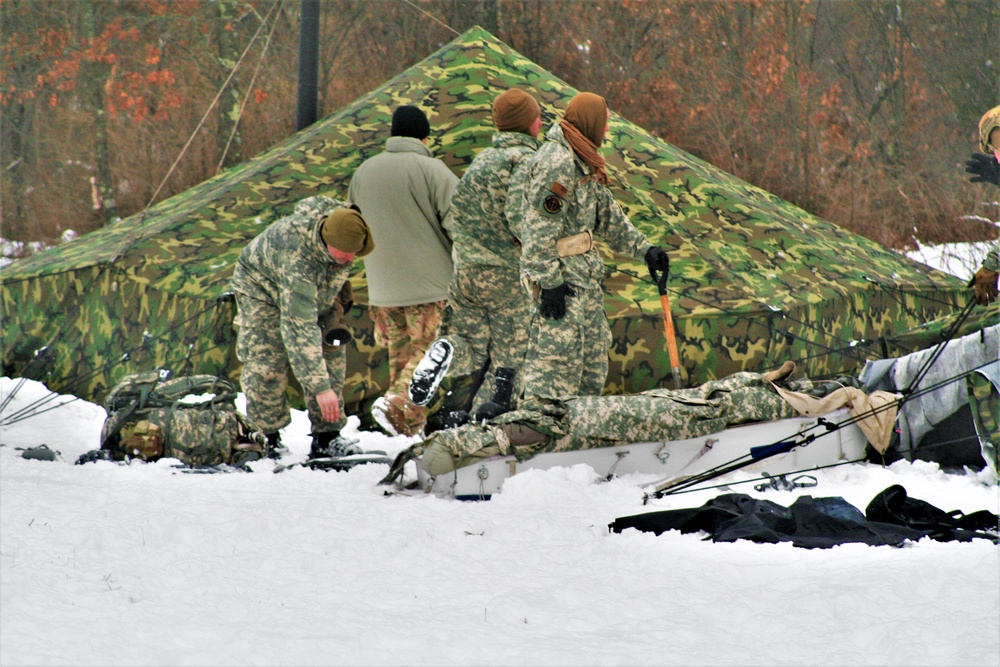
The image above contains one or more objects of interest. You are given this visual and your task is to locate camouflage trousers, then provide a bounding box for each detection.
[438,266,532,408]
[370,300,445,433]
[967,370,999,478]
[521,282,612,402]
[235,293,347,434]
[418,371,802,475]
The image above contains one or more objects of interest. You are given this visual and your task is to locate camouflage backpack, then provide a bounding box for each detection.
[100,371,267,466]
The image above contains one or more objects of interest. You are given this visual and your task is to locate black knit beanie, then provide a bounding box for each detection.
[390,105,430,140]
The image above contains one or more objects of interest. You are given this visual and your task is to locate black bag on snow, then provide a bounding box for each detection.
[610,487,999,548]
[865,484,999,542]
[99,371,266,466]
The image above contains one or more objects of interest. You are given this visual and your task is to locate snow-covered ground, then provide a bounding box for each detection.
[1,241,998,666]
[1,378,998,666]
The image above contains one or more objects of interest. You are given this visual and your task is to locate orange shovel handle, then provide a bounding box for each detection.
[660,293,681,371]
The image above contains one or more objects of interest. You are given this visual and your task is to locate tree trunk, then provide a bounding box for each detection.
[81,0,117,225]
[215,0,243,170]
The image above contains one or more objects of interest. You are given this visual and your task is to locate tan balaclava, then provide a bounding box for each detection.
[563,92,608,147]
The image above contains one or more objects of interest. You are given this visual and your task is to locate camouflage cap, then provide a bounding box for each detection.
[322,209,374,257]
[979,105,1000,153]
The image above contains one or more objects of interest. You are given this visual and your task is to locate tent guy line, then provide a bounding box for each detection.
[1,293,235,428]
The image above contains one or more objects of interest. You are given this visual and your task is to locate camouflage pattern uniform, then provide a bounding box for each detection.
[417,371,810,475]
[370,301,445,434]
[231,196,351,435]
[509,123,653,401]
[436,131,540,406]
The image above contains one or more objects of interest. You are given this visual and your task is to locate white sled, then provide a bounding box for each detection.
[416,408,868,500]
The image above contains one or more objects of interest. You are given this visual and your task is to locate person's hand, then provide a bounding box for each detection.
[315,388,341,423]
[968,266,999,306]
[539,283,576,320]
[644,246,670,278]
[965,152,1000,186]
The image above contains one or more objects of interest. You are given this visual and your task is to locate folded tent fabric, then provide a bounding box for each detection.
[772,384,900,454]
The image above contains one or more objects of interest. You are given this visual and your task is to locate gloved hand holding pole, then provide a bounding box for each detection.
[647,249,682,389]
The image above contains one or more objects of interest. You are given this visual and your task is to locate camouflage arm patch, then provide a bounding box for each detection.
[285,281,318,320]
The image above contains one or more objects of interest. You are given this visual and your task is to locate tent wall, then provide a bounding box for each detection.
[1,26,968,411]
[605,284,965,393]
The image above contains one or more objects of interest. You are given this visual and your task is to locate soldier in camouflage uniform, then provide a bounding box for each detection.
[965,106,1000,306]
[348,106,459,437]
[963,106,1000,476]
[507,92,670,401]
[231,196,374,458]
[408,88,543,419]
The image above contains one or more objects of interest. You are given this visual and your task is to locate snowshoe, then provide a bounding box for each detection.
[273,448,391,474]
[409,340,453,406]
[304,451,393,472]
[309,432,363,459]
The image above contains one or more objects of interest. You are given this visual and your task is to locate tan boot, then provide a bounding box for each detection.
[761,360,796,384]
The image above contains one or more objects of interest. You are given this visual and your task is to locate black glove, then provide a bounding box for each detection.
[965,152,1000,187]
[644,246,670,277]
[539,283,576,320]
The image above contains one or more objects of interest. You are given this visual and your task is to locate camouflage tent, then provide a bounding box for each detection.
[2,27,965,413]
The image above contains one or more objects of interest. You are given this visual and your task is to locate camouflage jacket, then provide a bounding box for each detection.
[231,196,351,397]
[507,123,653,290]
[448,131,540,270]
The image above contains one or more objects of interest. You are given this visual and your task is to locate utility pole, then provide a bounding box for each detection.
[296,0,320,131]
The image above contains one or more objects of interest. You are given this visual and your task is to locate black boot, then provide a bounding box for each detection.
[309,431,362,459]
[473,367,517,422]
[265,432,283,459]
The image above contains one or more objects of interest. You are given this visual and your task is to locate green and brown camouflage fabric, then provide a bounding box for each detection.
[370,300,445,434]
[1,27,965,416]
[886,301,999,354]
